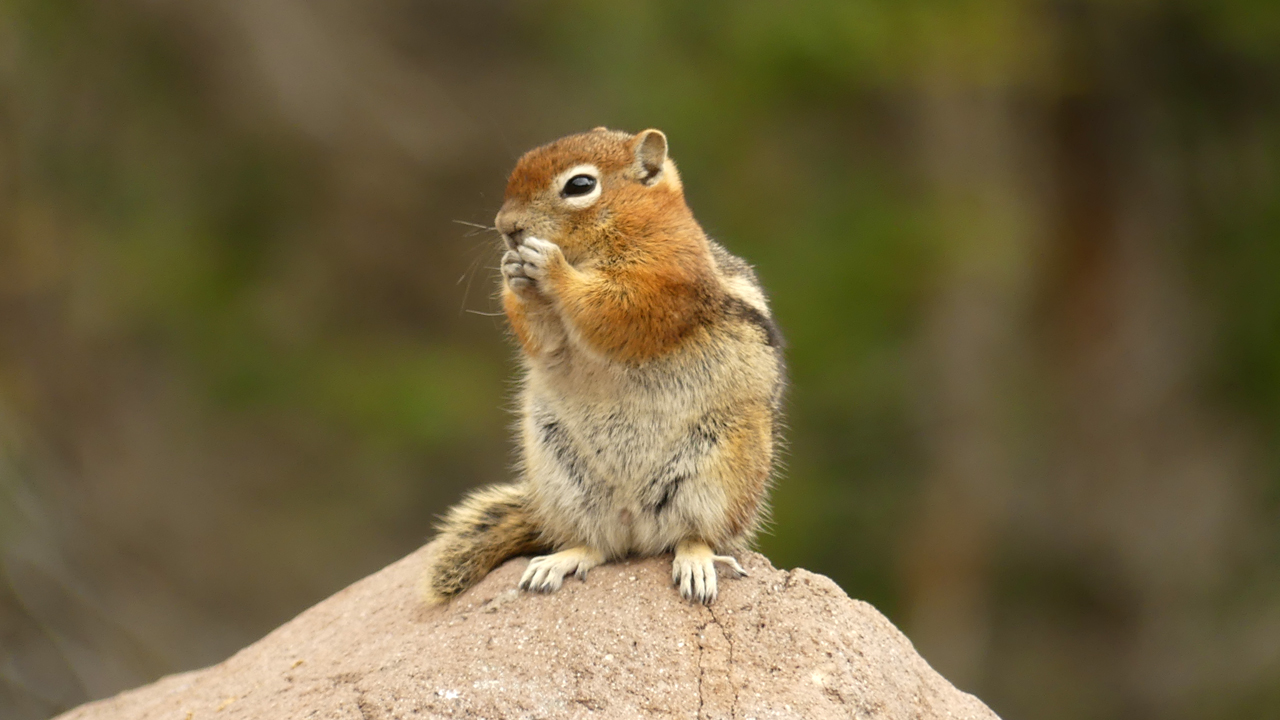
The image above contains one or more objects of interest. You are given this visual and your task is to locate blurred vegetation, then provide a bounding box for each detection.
[1,1,1279,719]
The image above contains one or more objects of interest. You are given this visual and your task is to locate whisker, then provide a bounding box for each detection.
[453,220,505,316]
[457,252,485,294]
[458,245,503,315]
[465,309,506,317]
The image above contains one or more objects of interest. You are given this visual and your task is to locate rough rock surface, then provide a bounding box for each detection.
[57,547,998,719]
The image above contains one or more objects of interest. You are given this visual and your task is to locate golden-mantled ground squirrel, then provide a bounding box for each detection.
[422,127,784,605]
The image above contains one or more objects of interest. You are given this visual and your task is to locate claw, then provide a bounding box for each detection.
[518,546,603,595]
[713,555,748,577]
[672,541,741,605]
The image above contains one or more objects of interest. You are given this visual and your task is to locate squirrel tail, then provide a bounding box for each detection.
[421,482,549,605]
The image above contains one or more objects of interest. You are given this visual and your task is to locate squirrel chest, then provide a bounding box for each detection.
[519,311,778,557]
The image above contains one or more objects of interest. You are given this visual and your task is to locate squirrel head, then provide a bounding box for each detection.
[495,128,698,263]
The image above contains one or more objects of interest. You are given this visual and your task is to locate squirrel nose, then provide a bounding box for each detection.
[495,209,525,249]
[501,225,524,250]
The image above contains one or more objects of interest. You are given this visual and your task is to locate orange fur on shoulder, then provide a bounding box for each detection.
[551,241,721,362]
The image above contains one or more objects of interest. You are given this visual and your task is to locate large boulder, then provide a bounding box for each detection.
[56,548,998,719]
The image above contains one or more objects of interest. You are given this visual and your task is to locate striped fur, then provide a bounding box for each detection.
[421,483,549,604]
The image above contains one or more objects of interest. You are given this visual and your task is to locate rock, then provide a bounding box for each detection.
[55,548,999,719]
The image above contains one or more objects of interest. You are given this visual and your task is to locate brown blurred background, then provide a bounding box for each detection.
[2,1,1279,718]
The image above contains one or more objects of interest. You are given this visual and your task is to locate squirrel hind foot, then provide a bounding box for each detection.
[518,546,604,594]
[671,540,748,605]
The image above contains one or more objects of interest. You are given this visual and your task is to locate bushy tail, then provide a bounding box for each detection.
[421,482,549,604]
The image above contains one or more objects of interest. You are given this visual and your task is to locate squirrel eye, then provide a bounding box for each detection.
[561,174,597,197]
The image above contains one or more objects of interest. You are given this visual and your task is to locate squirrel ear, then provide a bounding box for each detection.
[633,129,668,185]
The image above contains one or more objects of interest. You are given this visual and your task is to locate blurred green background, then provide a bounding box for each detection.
[2,1,1279,718]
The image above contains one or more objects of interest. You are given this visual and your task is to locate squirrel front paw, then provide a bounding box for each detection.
[501,248,535,296]
[502,237,564,299]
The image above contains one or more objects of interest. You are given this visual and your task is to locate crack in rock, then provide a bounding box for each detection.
[707,603,739,719]
[695,606,735,719]
[696,621,706,719]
